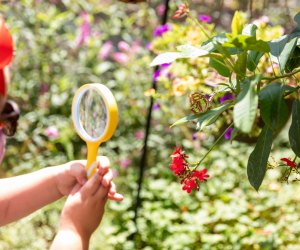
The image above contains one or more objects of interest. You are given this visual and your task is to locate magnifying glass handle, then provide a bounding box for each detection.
[86,141,100,178]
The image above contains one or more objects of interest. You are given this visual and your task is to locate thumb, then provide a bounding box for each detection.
[70,161,87,185]
[70,183,82,195]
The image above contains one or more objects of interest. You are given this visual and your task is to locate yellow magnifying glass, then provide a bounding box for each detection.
[72,83,118,179]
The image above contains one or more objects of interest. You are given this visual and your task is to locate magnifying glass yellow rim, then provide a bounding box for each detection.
[72,83,118,178]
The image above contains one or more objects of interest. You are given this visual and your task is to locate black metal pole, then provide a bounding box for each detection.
[133,0,170,224]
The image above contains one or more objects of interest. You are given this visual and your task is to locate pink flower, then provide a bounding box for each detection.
[118,41,131,53]
[120,158,132,168]
[75,12,91,47]
[156,4,165,16]
[98,41,113,60]
[112,52,130,65]
[45,126,59,139]
[134,130,144,140]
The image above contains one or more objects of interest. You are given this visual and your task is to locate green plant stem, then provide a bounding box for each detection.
[188,13,210,40]
[284,86,300,97]
[192,122,234,169]
[262,68,300,82]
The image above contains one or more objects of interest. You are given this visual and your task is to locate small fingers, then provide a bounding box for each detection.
[97,156,110,175]
[108,192,124,202]
[109,181,116,196]
[81,172,103,196]
[101,168,113,188]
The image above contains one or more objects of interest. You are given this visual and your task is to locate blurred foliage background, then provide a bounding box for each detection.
[0,0,300,249]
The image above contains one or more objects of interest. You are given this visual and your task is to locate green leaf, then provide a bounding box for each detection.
[247,126,273,191]
[289,12,300,40]
[278,37,298,73]
[150,52,182,67]
[242,24,258,37]
[176,45,209,58]
[233,51,247,76]
[171,103,231,129]
[233,75,260,133]
[259,83,289,132]
[150,45,209,67]
[209,57,231,77]
[231,11,245,36]
[289,100,300,157]
[269,36,298,73]
[224,35,270,53]
[247,50,264,71]
[285,46,300,72]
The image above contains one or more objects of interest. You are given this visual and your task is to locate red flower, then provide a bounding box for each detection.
[173,3,189,19]
[170,146,188,175]
[281,158,296,168]
[170,156,186,175]
[182,178,198,193]
[191,168,209,182]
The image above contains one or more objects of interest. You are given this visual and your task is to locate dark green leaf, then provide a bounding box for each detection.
[269,36,298,73]
[209,57,231,77]
[278,37,298,73]
[259,83,289,132]
[247,50,264,71]
[285,46,300,72]
[289,100,300,157]
[171,103,231,129]
[233,75,260,133]
[234,51,247,76]
[247,126,273,191]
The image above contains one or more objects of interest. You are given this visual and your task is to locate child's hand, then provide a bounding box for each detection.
[54,156,123,202]
[52,169,112,248]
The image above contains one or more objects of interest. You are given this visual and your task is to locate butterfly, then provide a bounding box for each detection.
[189,92,211,114]
[118,0,147,3]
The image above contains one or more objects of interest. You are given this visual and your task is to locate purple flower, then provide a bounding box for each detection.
[152,103,161,110]
[75,12,91,47]
[160,63,171,69]
[198,14,212,23]
[153,24,171,37]
[224,127,233,140]
[220,93,234,103]
[192,133,198,141]
[153,69,161,82]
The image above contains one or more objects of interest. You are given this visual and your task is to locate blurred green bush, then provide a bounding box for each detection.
[0,0,300,249]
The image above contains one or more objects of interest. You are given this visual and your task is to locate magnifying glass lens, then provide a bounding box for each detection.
[79,89,107,139]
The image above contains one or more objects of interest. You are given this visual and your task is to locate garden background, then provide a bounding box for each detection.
[0,0,300,249]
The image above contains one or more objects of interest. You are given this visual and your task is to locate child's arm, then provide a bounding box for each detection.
[50,165,112,250]
[0,161,86,226]
[0,157,123,226]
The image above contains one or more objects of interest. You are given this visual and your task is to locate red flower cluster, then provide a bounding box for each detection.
[173,3,189,19]
[170,146,209,193]
[280,158,299,168]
